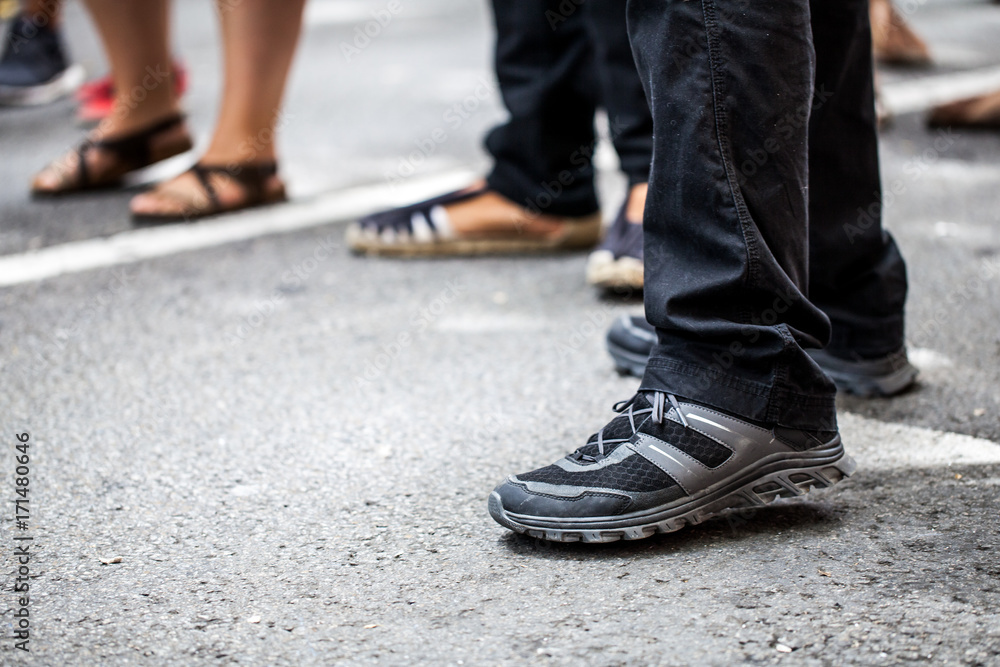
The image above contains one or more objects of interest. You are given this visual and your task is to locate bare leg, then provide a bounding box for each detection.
[130,0,306,217]
[31,0,190,193]
[869,0,931,66]
[83,0,180,133]
[23,0,61,27]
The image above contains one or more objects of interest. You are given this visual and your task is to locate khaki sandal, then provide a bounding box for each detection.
[346,185,602,256]
[130,162,287,224]
[31,113,192,197]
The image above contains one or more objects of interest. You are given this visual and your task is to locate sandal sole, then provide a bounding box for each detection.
[346,213,602,257]
[130,192,288,225]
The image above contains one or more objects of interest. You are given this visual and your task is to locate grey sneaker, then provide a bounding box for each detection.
[606,314,918,398]
[488,391,855,543]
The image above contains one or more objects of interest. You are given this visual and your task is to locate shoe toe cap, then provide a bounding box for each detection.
[492,477,631,520]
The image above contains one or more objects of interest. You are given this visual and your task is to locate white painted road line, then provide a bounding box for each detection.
[0,170,475,288]
[843,413,1000,470]
[881,64,1000,116]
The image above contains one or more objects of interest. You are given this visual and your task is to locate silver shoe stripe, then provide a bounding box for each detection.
[631,417,799,497]
[687,413,732,433]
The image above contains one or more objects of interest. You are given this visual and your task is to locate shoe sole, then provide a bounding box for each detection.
[821,363,919,398]
[585,252,643,290]
[131,191,288,225]
[0,63,84,106]
[345,213,602,257]
[807,349,919,398]
[489,445,856,543]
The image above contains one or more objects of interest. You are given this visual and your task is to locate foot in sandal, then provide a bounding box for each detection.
[129,162,287,223]
[346,181,602,256]
[31,113,192,196]
[928,90,1000,129]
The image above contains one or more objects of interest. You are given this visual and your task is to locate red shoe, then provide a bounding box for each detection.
[76,59,188,125]
[75,74,113,104]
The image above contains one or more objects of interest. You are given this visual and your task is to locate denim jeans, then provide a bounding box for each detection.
[485,0,653,217]
[628,0,908,429]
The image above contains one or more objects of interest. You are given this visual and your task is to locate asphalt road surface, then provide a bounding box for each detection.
[1,0,999,664]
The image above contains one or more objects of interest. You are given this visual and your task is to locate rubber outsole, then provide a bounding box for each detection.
[585,252,643,290]
[489,451,856,543]
[818,362,919,398]
[0,63,84,106]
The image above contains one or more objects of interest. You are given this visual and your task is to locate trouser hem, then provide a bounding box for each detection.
[486,163,601,218]
[639,356,838,431]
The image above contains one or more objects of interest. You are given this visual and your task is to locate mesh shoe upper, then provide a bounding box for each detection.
[518,454,674,493]
[494,391,841,522]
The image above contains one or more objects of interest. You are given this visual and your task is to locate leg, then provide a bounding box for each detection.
[582,0,652,192]
[484,0,601,218]
[809,0,908,360]
[581,0,653,289]
[30,0,190,192]
[346,0,606,255]
[200,0,306,166]
[23,0,61,27]
[487,0,859,544]
[632,0,835,429]
[81,0,179,132]
[601,0,916,396]
[869,0,931,66]
[130,0,306,219]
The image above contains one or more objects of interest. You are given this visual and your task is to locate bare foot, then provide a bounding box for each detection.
[444,181,589,239]
[32,116,191,194]
[130,166,285,219]
[928,90,1000,128]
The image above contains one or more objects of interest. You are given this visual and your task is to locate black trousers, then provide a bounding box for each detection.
[485,0,654,217]
[629,0,908,429]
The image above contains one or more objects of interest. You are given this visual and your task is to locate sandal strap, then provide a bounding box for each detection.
[76,144,91,188]
[191,162,279,209]
[92,113,186,168]
[357,183,491,236]
[190,165,221,212]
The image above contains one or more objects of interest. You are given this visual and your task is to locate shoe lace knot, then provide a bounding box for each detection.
[579,391,688,462]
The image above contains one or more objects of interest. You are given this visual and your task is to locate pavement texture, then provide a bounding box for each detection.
[1,0,1000,665]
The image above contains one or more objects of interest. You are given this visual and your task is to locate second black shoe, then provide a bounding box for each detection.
[606,315,919,398]
[489,391,855,543]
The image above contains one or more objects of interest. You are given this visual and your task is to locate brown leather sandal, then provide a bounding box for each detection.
[31,113,192,197]
[130,161,287,224]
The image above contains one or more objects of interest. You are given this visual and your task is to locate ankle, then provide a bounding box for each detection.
[625,183,648,223]
[95,103,182,139]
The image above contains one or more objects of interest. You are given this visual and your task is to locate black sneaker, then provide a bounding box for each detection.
[607,314,919,398]
[488,391,855,543]
[0,14,84,106]
[585,201,643,290]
